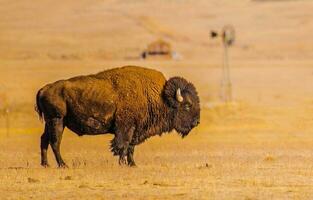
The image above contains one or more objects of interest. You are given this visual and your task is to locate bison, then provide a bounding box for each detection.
[36,66,200,167]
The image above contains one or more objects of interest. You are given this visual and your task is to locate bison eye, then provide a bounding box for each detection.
[185,104,191,111]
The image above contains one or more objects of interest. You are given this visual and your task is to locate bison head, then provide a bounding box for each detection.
[163,77,200,137]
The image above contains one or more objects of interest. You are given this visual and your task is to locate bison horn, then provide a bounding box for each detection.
[176,88,184,102]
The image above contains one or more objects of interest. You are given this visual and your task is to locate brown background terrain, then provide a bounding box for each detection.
[1,0,313,199]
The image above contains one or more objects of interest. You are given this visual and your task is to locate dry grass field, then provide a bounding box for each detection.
[1,0,313,199]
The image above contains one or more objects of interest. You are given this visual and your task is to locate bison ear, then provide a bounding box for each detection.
[163,77,188,107]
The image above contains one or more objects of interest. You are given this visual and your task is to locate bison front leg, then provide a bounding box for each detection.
[111,126,135,166]
[127,145,136,167]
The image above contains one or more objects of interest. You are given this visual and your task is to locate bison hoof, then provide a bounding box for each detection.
[41,163,50,168]
[128,162,137,167]
[58,163,69,169]
[118,157,127,166]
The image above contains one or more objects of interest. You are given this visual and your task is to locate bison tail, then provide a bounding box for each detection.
[35,89,44,122]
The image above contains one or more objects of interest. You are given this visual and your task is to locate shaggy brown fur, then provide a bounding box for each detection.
[36,66,200,167]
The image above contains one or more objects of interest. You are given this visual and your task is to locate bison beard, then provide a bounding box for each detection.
[36,66,200,167]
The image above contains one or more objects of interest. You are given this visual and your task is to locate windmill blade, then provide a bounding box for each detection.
[222,25,236,46]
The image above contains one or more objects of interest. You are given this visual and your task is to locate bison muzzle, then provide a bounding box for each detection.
[36,66,200,167]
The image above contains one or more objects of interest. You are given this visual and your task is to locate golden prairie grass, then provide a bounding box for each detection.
[1,97,313,199]
[1,60,313,199]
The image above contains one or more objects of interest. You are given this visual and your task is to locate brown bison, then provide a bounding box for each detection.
[36,66,200,167]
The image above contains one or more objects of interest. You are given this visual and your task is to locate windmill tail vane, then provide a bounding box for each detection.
[210,31,219,38]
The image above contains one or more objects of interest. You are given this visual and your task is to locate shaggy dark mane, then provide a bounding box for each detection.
[164,77,188,107]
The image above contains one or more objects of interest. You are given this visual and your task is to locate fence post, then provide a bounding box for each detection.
[5,107,10,137]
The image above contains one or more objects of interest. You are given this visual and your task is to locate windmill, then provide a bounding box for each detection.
[211,25,235,103]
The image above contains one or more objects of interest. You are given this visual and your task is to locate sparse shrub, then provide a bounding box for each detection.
[264,155,275,162]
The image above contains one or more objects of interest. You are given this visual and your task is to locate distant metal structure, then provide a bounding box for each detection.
[211,25,235,103]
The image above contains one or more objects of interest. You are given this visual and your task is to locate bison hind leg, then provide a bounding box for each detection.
[40,130,50,167]
[46,117,68,168]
